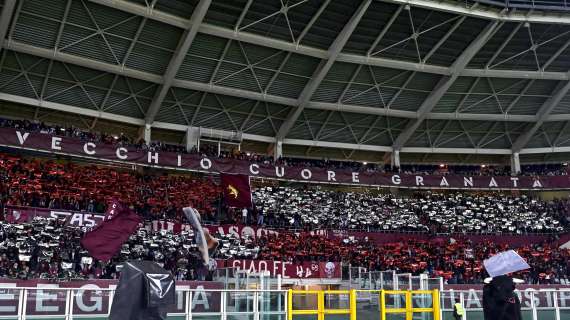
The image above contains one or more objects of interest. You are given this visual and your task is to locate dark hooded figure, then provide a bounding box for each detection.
[482,275,522,320]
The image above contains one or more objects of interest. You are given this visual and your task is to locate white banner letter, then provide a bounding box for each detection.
[51,137,62,150]
[16,131,29,145]
[83,142,96,155]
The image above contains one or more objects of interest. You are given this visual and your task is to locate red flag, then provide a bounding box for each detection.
[80,206,141,261]
[221,173,252,208]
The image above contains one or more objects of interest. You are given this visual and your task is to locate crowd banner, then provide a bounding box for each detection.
[2,209,558,246]
[2,127,569,190]
[0,280,222,317]
[4,206,106,228]
[216,259,342,279]
[442,284,570,310]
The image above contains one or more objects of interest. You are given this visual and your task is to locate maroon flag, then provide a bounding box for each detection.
[221,173,252,208]
[80,206,142,261]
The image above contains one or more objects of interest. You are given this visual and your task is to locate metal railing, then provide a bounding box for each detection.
[1,286,569,319]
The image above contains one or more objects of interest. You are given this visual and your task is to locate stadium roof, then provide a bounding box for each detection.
[1,0,570,164]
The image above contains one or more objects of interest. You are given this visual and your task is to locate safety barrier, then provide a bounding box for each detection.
[287,289,439,320]
[380,289,440,320]
[287,290,356,320]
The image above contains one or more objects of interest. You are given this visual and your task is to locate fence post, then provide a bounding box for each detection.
[379,290,386,320]
[287,290,292,320]
[318,291,324,320]
[433,289,441,320]
[253,291,259,320]
[350,289,357,320]
[186,291,192,320]
[17,289,24,320]
[530,291,538,320]
[21,289,28,320]
[405,291,412,320]
[553,291,560,320]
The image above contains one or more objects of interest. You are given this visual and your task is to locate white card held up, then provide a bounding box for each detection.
[483,250,530,278]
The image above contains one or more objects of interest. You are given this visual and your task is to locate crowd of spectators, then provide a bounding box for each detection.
[214,232,569,285]
[0,216,566,284]
[0,151,568,235]
[0,153,221,221]
[250,187,569,234]
[1,117,568,176]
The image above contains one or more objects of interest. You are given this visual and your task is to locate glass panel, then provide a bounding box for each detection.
[24,288,67,317]
[0,288,21,318]
[465,310,485,320]
[226,291,255,313]
[441,310,455,320]
[259,292,286,313]
[324,293,349,310]
[292,293,318,311]
[557,291,570,307]
[382,271,396,290]
[70,288,112,317]
[536,309,556,320]
[292,315,318,320]
[190,291,221,314]
[324,314,350,320]
[411,293,433,309]
[386,314,406,320]
[260,314,287,320]
[192,315,224,320]
[384,293,406,309]
[227,314,254,320]
[413,312,434,320]
[560,309,570,319]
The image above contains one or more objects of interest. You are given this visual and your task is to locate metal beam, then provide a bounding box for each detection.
[0,0,17,52]
[392,21,500,150]
[276,0,372,140]
[3,92,570,156]
[144,0,212,124]
[383,0,570,25]
[86,0,570,81]
[511,80,570,152]
[5,39,570,124]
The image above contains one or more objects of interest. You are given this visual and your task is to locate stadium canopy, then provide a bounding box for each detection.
[1,0,570,165]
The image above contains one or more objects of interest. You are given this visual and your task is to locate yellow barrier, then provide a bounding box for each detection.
[288,289,356,320]
[287,289,440,320]
[380,289,440,320]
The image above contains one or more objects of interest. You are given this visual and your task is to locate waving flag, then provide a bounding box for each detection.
[81,205,141,261]
[221,173,252,208]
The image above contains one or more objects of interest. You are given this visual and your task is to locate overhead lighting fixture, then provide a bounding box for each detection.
[363,162,367,165]
[439,164,445,168]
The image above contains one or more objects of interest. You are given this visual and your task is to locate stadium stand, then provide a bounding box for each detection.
[251,187,569,233]
[0,217,567,284]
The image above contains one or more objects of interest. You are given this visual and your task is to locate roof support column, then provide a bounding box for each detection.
[185,126,200,152]
[275,0,372,140]
[143,123,151,145]
[273,139,283,160]
[511,152,521,175]
[391,150,401,169]
[392,20,500,151]
[144,0,212,125]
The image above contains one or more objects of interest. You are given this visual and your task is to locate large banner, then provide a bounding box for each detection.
[5,206,106,228]
[2,127,569,189]
[0,280,222,317]
[3,209,559,246]
[442,284,570,310]
[217,259,342,279]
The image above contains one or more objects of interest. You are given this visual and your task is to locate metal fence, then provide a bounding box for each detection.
[0,287,569,319]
